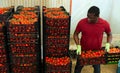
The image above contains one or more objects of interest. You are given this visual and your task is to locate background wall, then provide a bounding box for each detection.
[0,0,41,9]
[71,0,120,35]
[0,0,71,12]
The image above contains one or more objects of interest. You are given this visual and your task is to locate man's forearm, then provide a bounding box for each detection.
[73,32,80,45]
[74,36,80,45]
[107,33,112,43]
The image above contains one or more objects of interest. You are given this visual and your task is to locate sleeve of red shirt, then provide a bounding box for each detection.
[75,20,82,33]
[104,20,111,34]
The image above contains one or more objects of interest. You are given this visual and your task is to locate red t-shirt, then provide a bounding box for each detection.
[75,18,111,51]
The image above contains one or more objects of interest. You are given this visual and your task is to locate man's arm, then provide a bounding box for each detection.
[73,30,80,45]
[73,30,82,55]
[106,32,112,43]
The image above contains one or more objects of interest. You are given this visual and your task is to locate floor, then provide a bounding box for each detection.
[71,59,117,73]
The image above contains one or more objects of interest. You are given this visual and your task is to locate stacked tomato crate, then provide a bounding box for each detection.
[106,47,120,64]
[0,6,14,73]
[43,6,72,73]
[6,6,41,73]
[0,21,10,73]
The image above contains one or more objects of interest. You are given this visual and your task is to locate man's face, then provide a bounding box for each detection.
[87,13,98,24]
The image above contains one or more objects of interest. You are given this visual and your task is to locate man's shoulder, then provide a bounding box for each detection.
[79,18,87,23]
[98,18,110,26]
[99,18,108,23]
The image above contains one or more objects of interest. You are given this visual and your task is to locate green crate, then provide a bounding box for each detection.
[106,53,120,64]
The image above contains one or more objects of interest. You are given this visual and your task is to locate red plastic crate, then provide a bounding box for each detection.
[45,56,71,71]
[78,50,106,65]
[11,64,37,73]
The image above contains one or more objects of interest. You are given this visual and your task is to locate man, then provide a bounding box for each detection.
[73,6,112,73]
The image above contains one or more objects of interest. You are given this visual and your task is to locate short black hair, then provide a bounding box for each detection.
[88,6,100,17]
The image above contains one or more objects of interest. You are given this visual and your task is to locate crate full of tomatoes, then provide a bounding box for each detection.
[7,12,39,33]
[44,35,69,46]
[0,6,14,21]
[11,64,38,73]
[16,6,40,12]
[8,43,40,73]
[43,6,70,56]
[10,53,39,73]
[43,6,71,73]
[6,7,41,73]
[106,47,120,64]
[45,56,72,73]
[45,45,69,57]
[78,50,106,65]
[7,34,38,43]
[0,21,9,73]
[6,8,40,43]
[43,7,70,36]
[16,6,40,27]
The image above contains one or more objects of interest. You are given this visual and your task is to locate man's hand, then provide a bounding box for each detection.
[105,43,110,52]
[76,45,81,55]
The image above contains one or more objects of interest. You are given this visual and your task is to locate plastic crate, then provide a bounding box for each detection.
[7,23,38,33]
[106,53,120,64]
[8,36,38,43]
[78,56,106,65]
[106,48,120,64]
[44,17,70,28]
[10,47,37,54]
[16,6,40,12]
[78,50,106,65]
[11,64,38,73]
[45,27,69,35]
[8,32,38,37]
[44,44,69,57]
[10,56,37,65]
[45,38,69,45]
[9,43,37,48]
[45,56,72,72]
[45,47,68,54]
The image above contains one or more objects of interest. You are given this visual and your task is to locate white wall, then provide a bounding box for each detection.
[0,0,41,7]
[110,0,120,34]
[42,0,70,12]
[71,0,120,36]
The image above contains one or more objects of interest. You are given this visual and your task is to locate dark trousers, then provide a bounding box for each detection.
[74,58,100,73]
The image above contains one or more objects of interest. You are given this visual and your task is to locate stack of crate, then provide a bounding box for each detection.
[0,21,9,73]
[106,47,120,64]
[6,6,40,73]
[43,6,72,73]
[0,6,14,73]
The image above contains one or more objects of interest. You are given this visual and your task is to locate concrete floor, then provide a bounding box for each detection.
[71,59,117,73]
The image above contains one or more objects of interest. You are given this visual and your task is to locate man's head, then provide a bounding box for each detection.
[87,6,100,23]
